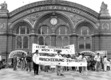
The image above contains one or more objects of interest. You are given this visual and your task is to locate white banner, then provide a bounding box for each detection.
[32,43,75,55]
[31,43,84,67]
[32,54,87,67]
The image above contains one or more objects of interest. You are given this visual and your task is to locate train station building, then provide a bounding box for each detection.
[0,0,111,59]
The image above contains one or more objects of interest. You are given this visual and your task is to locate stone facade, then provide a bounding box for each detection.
[0,0,111,59]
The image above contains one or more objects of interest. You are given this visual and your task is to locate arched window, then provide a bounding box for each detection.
[45,36,51,46]
[86,43,91,49]
[63,37,69,46]
[85,37,91,49]
[16,27,19,34]
[78,26,92,50]
[23,36,28,48]
[39,36,44,45]
[78,37,84,49]
[55,26,70,47]
[20,26,26,34]
[81,26,89,35]
[56,36,62,47]
[16,26,29,34]
[14,22,30,49]
[16,36,22,48]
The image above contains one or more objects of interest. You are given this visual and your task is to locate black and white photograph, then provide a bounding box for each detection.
[0,0,111,80]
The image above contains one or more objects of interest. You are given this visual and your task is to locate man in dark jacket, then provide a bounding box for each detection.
[26,52,32,72]
[56,50,64,76]
[0,55,2,69]
[13,55,17,71]
[32,50,39,75]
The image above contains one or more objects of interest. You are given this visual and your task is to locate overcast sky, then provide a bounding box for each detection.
[0,0,111,15]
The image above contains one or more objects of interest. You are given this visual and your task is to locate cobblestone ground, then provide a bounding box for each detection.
[0,68,111,80]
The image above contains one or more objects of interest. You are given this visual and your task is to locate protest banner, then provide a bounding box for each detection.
[32,43,75,55]
[32,43,87,67]
[32,54,87,67]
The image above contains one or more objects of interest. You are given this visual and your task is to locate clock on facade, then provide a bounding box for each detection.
[50,17,58,25]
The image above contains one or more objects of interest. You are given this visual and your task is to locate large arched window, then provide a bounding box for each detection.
[63,36,69,46]
[85,37,91,49]
[78,26,92,50]
[38,25,51,46]
[55,26,70,47]
[16,36,22,48]
[23,36,28,48]
[14,22,30,49]
[45,36,51,46]
[39,36,44,45]
[81,26,89,35]
[16,26,29,34]
[78,37,84,49]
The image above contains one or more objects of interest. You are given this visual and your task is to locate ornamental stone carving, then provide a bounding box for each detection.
[0,23,6,29]
[70,14,84,28]
[0,1,7,10]
[101,2,107,11]
[24,13,40,27]
[95,23,100,29]
[8,23,11,26]
[100,2,110,17]
[102,23,110,30]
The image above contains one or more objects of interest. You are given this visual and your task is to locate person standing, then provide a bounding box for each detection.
[94,53,101,71]
[90,56,95,71]
[32,50,39,75]
[77,54,83,73]
[13,55,17,71]
[0,55,2,69]
[82,54,87,72]
[56,50,64,76]
[26,52,32,72]
[103,56,108,71]
[21,53,26,70]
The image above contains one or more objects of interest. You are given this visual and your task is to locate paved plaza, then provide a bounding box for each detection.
[0,68,111,80]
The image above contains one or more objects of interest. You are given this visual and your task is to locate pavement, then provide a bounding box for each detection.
[0,68,111,80]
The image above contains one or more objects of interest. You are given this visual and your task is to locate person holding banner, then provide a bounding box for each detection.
[103,56,108,71]
[56,50,64,76]
[32,50,39,75]
[0,55,2,69]
[94,53,101,71]
[26,52,32,72]
[77,54,83,73]
[13,55,17,71]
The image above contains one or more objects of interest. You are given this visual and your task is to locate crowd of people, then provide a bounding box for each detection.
[87,53,111,72]
[12,52,32,71]
[4,51,111,76]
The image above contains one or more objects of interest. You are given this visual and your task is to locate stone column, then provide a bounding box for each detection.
[70,33,78,54]
[29,29,36,52]
[51,32,56,46]
[92,34,100,51]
